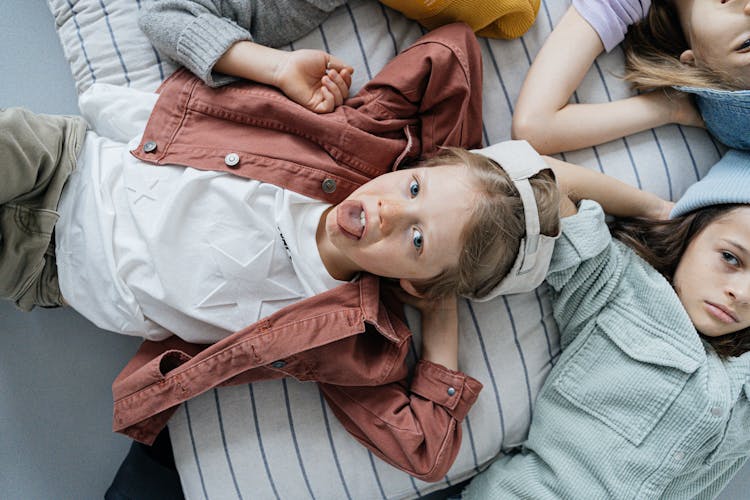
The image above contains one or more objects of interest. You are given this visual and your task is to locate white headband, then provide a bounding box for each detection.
[466,140,559,301]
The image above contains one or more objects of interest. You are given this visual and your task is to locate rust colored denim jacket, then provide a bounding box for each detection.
[116,23,483,481]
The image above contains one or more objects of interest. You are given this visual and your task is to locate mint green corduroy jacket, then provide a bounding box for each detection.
[466,200,750,500]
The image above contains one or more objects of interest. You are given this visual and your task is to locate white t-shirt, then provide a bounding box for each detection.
[56,84,344,343]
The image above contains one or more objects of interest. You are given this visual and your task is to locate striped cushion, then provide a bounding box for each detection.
[47,0,721,498]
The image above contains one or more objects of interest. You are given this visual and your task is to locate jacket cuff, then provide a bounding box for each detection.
[411,360,483,421]
[177,13,251,87]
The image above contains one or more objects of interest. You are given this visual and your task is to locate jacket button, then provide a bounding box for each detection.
[447,387,456,396]
[143,141,157,153]
[321,178,337,193]
[271,360,286,369]
[225,152,240,168]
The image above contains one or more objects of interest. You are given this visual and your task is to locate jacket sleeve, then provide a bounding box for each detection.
[346,22,484,159]
[138,0,343,87]
[546,200,623,349]
[318,359,483,482]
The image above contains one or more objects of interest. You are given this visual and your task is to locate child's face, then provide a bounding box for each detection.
[673,206,750,337]
[676,0,750,88]
[321,164,477,284]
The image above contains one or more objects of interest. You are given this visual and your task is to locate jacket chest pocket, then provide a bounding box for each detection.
[553,330,691,446]
[705,381,750,465]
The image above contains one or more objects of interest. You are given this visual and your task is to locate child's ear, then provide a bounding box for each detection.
[399,279,424,298]
[679,49,696,66]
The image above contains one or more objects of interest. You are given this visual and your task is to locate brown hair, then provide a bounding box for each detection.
[622,0,742,91]
[410,147,560,300]
[610,204,750,357]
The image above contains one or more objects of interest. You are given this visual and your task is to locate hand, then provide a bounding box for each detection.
[273,49,354,113]
[664,89,705,129]
[387,282,458,318]
[646,198,675,220]
[387,283,459,371]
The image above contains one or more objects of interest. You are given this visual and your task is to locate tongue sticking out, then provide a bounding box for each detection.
[337,200,365,239]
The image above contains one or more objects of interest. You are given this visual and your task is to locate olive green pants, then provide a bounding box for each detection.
[0,107,87,311]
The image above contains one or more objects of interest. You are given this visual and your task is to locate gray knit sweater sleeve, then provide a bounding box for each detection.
[139,0,347,87]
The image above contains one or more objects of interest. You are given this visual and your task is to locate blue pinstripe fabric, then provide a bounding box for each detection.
[463,415,482,474]
[249,384,281,500]
[64,0,97,85]
[367,451,388,499]
[465,299,506,444]
[345,3,372,80]
[650,129,674,200]
[318,391,352,500]
[502,297,534,419]
[184,401,209,500]
[97,0,130,85]
[483,39,514,115]
[213,389,243,499]
[282,379,316,500]
[380,4,399,56]
[317,26,331,53]
[677,126,702,181]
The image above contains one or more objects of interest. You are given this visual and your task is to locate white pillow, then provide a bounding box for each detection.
[48,0,176,93]
[47,0,721,498]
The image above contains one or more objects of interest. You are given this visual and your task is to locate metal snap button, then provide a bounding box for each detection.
[225,152,240,168]
[447,387,456,396]
[321,178,337,194]
[271,360,286,369]
[710,407,723,417]
[143,141,157,153]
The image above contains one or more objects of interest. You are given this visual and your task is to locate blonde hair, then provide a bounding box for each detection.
[623,0,742,91]
[411,147,560,299]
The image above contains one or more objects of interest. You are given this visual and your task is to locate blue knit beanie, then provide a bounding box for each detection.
[671,149,750,217]
[676,86,750,150]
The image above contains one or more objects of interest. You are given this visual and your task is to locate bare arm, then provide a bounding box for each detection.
[512,6,702,154]
[214,41,353,113]
[417,294,459,371]
[546,156,673,219]
[391,286,459,371]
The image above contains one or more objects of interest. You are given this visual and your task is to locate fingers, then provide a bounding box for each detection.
[322,69,347,107]
[340,68,353,89]
[326,55,354,96]
[311,86,335,113]
[331,69,351,98]
[326,55,354,77]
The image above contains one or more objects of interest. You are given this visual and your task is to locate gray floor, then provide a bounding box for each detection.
[1,2,141,498]
[1,1,747,499]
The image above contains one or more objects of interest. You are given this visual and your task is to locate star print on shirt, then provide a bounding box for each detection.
[126,177,160,205]
[197,239,303,324]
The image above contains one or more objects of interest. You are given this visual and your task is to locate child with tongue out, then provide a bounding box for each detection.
[4,23,564,481]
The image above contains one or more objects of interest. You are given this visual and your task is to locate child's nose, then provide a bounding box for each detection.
[378,199,409,235]
[728,277,750,305]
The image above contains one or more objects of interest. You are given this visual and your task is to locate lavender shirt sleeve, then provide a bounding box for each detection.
[572,0,651,52]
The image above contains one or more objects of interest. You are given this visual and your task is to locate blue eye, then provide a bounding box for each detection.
[413,229,423,249]
[722,251,740,266]
[409,179,420,197]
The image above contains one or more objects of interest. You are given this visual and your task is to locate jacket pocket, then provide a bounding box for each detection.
[705,380,750,465]
[553,328,691,446]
